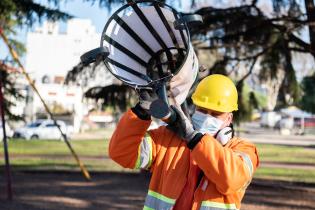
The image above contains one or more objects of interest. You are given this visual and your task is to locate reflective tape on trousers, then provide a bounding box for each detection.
[143,190,175,210]
[200,201,238,210]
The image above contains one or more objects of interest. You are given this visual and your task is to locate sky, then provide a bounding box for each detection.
[59,0,119,33]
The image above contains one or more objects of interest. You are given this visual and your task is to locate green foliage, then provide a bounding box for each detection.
[234,82,259,123]
[85,85,137,112]
[259,34,301,108]
[205,0,308,114]
[65,62,137,112]
[191,0,312,120]
[300,73,315,114]
[254,90,267,109]
[0,0,71,28]
[0,70,24,121]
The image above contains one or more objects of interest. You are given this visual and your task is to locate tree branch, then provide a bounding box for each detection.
[305,0,315,56]
[288,47,310,53]
[237,58,258,86]
[288,34,312,52]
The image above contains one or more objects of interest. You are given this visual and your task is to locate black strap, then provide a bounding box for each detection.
[80,47,109,65]
[153,3,185,59]
[131,3,174,66]
[174,14,203,30]
[230,123,235,138]
[131,3,167,50]
[172,10,188,49]
[187,133,204,150]
[112,14,155,56]
[103,34,147,67]
[107,58,152,82]
[103,60,133,83]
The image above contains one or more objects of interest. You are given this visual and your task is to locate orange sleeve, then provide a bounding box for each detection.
[108,109,152,169]
[191,135,259,195]
[109,109,168,170]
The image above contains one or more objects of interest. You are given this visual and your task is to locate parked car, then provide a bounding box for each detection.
[13,119,71,140]
[0,122,14,140]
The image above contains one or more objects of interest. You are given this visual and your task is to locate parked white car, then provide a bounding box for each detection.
[13,119,71,140]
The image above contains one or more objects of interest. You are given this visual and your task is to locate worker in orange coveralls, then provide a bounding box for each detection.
[109,74,259,210]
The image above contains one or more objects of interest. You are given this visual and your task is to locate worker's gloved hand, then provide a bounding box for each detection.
[138,87,158,111]
[132,88,158,120]
[166,105,201,144]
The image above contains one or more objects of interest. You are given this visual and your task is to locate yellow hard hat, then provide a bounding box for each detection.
[191,74,238,112]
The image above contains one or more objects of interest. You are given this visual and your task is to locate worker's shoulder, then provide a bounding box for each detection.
[229,136,260,168]
[228,136,257,150]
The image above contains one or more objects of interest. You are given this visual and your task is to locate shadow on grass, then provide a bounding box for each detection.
[0,171,315,210]
[0,171,150,210]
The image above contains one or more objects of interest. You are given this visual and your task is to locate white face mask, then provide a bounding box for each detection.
[192,110,224,136]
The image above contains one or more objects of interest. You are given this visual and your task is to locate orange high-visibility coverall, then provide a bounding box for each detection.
[109,109,259,210]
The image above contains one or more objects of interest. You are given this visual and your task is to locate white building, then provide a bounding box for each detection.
[25,18,102,81]
[26,82,85,133]
[23,19,115,132]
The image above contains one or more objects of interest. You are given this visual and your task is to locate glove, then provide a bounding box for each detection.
[132,88,158,120]
[138,87,158,111]
[166,105,201,144]
[215,126,233,146]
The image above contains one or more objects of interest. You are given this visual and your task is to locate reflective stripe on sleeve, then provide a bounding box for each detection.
[200,201,238,210]
[135,134,153,169]
[143,190,175,210]
[235,151,254,177]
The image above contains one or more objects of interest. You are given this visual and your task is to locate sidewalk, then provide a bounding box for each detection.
[239,122,315,146]
[70,124,315,146]
[71,128,115,140]
[260,161,315,170]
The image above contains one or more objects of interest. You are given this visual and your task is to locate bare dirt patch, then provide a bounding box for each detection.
[0,171,315,210]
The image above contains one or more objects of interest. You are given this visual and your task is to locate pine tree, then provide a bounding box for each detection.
[300,73,315,114]
[192,0,314,121]
[63,0,315,120]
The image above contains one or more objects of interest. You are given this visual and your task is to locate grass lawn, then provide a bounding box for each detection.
[254,167,315,183]
[256,143,315,164]
[254,143,315,183]
[0,139,129,172]
[0,139,315,183]
[1,139,109,156]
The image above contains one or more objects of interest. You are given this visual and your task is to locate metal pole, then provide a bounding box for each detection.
[0,28,91,180]
[0,76,13,200]
[301,117,305,135]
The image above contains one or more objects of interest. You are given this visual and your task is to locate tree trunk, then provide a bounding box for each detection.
[305,0,315,57]
[263,68,286,111]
